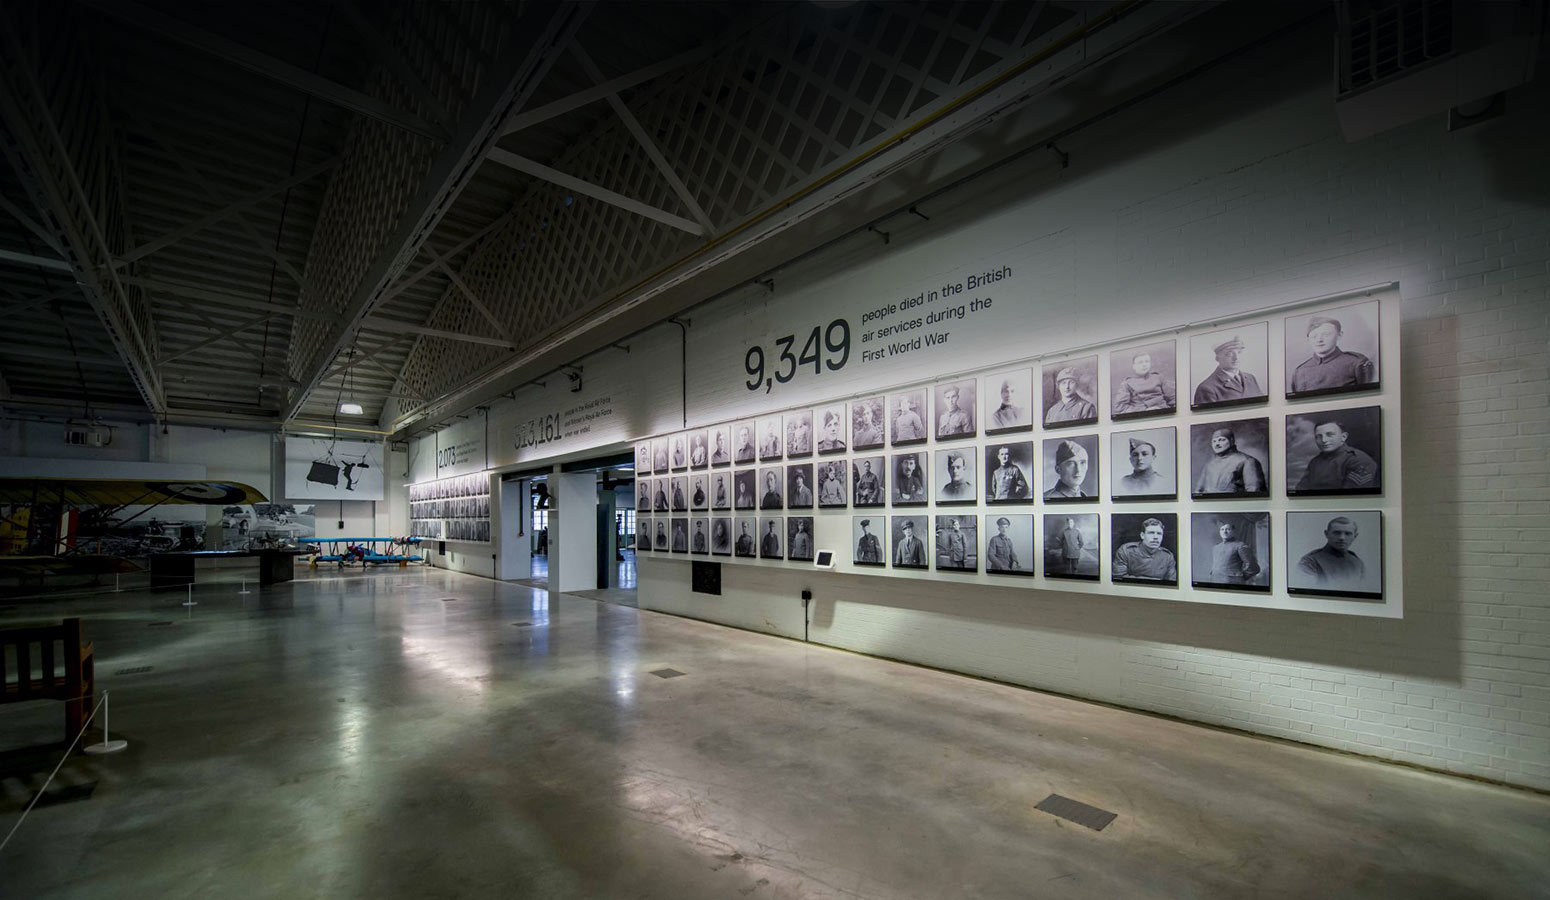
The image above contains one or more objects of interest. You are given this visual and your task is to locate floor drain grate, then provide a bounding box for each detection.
[650,668,686,679]
[147,621,173,627]
[115,666,154,676]
[1035,794,1116,832]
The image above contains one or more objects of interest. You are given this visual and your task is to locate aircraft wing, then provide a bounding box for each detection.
[0,478,269,507]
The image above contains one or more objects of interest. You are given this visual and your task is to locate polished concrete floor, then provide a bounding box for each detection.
[1,567,1547,899]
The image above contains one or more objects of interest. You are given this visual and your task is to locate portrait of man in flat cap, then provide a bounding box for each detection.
[1191,322,1268,410]
[1042,356,1098,427]
[1110,426,1176,500]
[1042,435,1099,501]
[1285,300,1381,398]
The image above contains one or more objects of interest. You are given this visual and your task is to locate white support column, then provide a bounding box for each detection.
[498,477,532,581]
[550,471,597,594]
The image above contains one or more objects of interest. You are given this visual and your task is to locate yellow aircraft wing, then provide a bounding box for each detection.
[0,478,269,507]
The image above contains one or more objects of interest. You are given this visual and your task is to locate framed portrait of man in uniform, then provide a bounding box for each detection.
[852,455,886,507]
[711,517,733,556]
[1043,513,1099,581]
[851,396,886,450]
[1189,418,1270,499]
[690,517,710,555]
[890,516,928,570]
[671,517,690,553]
[1110,426,1176,501]
[1042,356,1099,428]
[983,514,1034,576]
[891,451,929,506]
[983,367,1033,433]
[934,378,977,439]
[1285,300,1380,399]
[1286,406,1382,496]
[785,410,813,458]
[690,473,709,511]
[655,519,670,552]
[734,518,758,558]
[637,518,652,552]
[710,471,732,510]
[1191,512,1270,592]
[759,466,784,510]
[1110,340,1177,420]
[732,420,757,464]
[984,441,1034,503]
[787,517,815,562]
[816,460,848,508]
[1111,513,1178,586]
[1041,435,1099,501]
[652,437,670,473]
[1287,511,1383,599]
[670,475,689,511]
[635,442,652,475]
[934,448,976,505]
[759,516,784,559]
[709,425,733,466]
[889,389,928,446]
[758,415,784,461]
[934,515,978,572]
[636,480,651,512]
[816,404,848,454]
[733,470,757,510]
[688,429,709,469]
[852,517,885,567]
[670,433,689,471]
[1191,322,1269,411]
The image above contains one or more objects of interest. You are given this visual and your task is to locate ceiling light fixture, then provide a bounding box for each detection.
[338,346,363,415]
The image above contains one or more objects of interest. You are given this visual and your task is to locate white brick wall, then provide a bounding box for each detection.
[643,31,1550,789]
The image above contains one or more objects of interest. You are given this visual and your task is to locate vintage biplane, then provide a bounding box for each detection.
[0,477,270,582]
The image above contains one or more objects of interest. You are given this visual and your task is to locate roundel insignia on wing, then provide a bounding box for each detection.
[150,482,248,503]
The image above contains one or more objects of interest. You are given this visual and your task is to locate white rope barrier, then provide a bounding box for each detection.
[0,690,121,855]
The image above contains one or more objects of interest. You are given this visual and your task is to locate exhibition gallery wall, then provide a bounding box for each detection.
[403,34,1549,791]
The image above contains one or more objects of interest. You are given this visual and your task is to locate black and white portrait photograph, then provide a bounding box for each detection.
[1041,435,1099,501]
[709,425,732,466]
[670,475,689,511]
[671,433,688,471]
[636,480,651,512]
[653,477,669,512]
[852,517,885,567]
[690,474,709,511]
[934,379,977,439]
[1110,426,1177,501]
[984,441,1034,503]
[787,517,815,561]
[852,456,886,507]
[934,447,976,504]
[851,396,886,450]
[1043,513,1099,580]
[984,514,1034,576]
[786,409,813,458]
[1191,512,1270,592]
[759,467,784,510]
[984,368,1033,433]
[891,516,927,569]
[733,421,757,464]
[691,517,710,555]
[711,471,731,510]
[636,442,652,475]
[1287,511,1383,599]
[734,519,757,557]
[671,517,689,553]
[934,515,978,572]
[786,463,814,509]
[1286,406,1382,496]
[816,460,848,508]
[816,404,847,454]
[1191,322,1269,410]
[1190,418,1270,498]
[1285,299,1380,399]
[889,389,928,445]
[655,519,669,552]
[711,517,733,556]
[759,517,784,559]
[1111,513,1178,585]
[891,451,929,505]
[1042,356,1099,428]
[733,470,757,510]
[758,415,784,461]
[1110,340,1177,419]
[652,437,670,473]
[637,518,652,551]
[689,430,709,468]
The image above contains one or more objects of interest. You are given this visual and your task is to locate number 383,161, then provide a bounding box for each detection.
[745,319,851,393]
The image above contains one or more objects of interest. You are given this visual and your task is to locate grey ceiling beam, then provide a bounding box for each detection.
[154,310,274,366]
[77,0,448,143]
[486,147,705,236]
[380,211,513,304]
[572,44,715,235]
[114,157,338,268]
[123,276,329,320]
[285,2,592,422]
[363,318,518,350]
[0,247,72,271]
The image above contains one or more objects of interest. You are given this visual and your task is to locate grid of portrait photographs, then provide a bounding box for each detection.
[409,473,491,543]
[630,293,1392,613]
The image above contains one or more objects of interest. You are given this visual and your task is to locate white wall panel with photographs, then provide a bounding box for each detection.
[408,472,492,543]
[637,286,1402,618]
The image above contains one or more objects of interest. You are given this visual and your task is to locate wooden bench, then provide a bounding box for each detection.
[1,617,95,745]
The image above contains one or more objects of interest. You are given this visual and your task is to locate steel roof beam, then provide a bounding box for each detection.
[285,2,592,422]
[123,276,328,320]
[77,0,449,143]
[362,318,517,350]
[0,247,71,271]
[485,148,705,235]
[0,190,63,256]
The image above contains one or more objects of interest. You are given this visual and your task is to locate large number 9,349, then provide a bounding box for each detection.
[744,318,850,392]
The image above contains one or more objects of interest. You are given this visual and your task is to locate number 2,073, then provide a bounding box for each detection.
[745,319,850,393]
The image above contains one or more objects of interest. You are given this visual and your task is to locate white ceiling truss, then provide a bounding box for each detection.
[0,0,1261,436]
